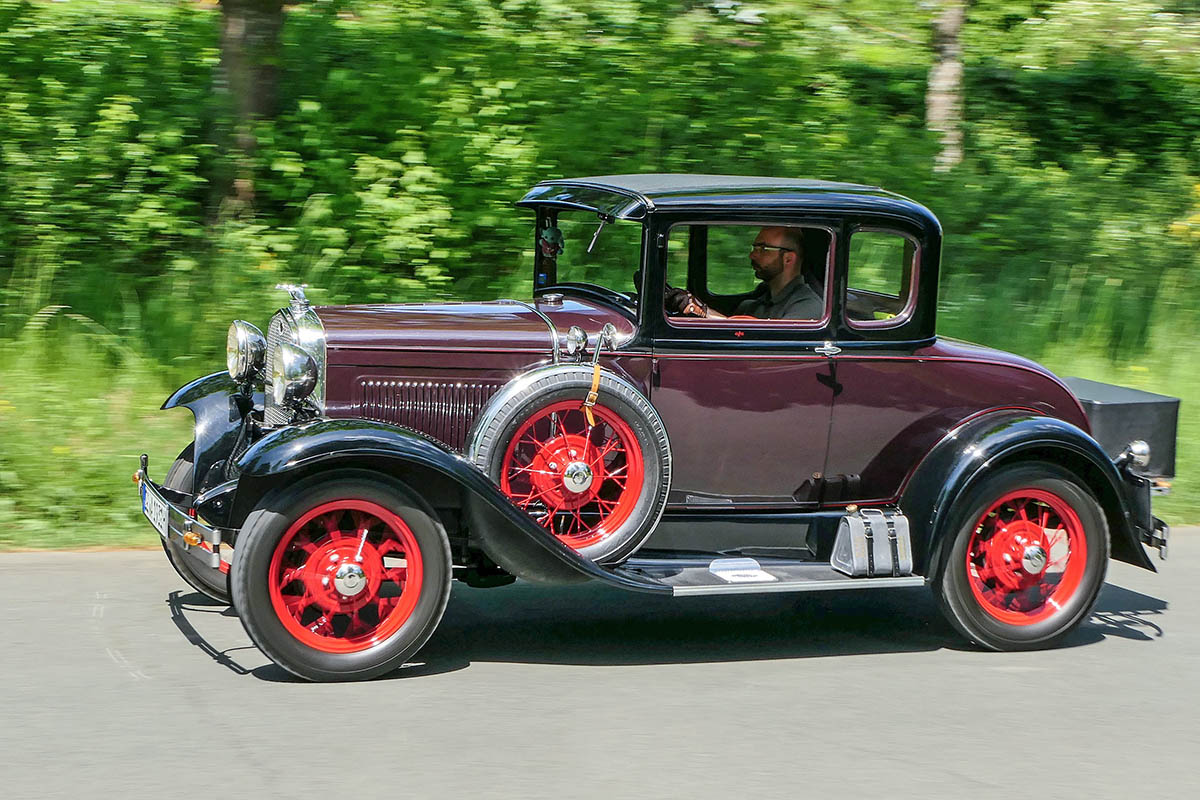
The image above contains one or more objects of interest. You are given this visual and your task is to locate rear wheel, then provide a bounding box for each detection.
[231,473,451,681]
[935,464,1108,650]
[160,444,232,604]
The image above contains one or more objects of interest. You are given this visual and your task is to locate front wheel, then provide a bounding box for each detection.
[160,444,232,604]
[934,464,1109,651]
[231,473,452,682]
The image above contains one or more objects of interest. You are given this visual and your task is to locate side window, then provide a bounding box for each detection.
[846,229,917,326]
[665,223,830,324]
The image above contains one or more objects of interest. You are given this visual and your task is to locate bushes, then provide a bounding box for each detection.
[2,1,1195,364]
[0,1,1198,540]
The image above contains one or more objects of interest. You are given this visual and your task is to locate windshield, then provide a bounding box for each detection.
[539,211,643,300]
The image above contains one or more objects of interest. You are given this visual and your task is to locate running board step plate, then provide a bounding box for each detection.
[616,557,925,596]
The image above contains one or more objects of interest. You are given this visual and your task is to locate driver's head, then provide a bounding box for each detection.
[750,227,803,284]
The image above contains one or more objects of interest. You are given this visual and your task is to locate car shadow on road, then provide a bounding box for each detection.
[1088,583,1168,642]
[165,579,1167,682]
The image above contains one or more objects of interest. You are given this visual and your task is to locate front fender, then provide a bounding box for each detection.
[162,371,254,495]
[901,411,1156,579]
[232,418,667,591]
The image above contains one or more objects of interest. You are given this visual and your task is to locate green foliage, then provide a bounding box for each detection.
[0,309,192,549]
[0,0,1198,547]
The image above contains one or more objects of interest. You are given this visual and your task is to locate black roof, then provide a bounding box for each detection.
[517,173,940,234]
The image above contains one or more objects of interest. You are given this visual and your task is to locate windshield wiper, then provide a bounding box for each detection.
[587,213,613,254]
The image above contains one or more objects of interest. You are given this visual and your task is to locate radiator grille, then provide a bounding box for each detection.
[359,379,501,451]
[263,313,293,426]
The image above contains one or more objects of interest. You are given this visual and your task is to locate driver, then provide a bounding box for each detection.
[667,226,823,320]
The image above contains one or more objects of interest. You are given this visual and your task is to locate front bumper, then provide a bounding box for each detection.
[136,454,231,573]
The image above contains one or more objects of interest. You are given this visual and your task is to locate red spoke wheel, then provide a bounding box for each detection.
[470,366,671,566]
[500,401,645,549]
[936,464,1108,651]
[965,489,1086,626]
[268,500,423,654]
[232,474,451,682]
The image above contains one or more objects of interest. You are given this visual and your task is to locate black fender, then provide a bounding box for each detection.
[231,418,668,592]
[162,372,256,496]
[900,410,1157,580]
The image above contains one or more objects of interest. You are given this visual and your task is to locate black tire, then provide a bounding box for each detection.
[230,472,452,682]
[934,463,1109,651]
[468,366,671,564]
[160,444,232,604]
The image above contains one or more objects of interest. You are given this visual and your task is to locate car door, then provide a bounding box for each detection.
[646,219,838,511]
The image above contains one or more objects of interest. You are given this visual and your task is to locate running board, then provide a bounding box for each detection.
[614,556,926,596]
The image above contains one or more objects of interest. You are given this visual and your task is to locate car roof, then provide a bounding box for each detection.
[517,173,940,233]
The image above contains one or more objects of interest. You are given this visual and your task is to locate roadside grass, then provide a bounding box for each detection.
[0,310,192,550]
[1041,331,1199,526]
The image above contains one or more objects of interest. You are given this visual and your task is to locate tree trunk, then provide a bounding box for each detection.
[218,0,284,211]
[927,1,968,173]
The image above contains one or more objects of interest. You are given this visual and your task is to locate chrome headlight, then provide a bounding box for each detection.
[270,341,318,407]
[226,321,266,383]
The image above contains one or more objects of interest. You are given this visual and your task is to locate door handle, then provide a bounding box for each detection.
[814,341,841,357]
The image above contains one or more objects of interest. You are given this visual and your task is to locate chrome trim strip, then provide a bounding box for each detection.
[672,575,926,596]
[508,299,560,364]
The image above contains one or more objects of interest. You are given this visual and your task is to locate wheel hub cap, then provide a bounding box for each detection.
[1021,544,1048,574]
[334,562,368,596]
[562,461,594,494]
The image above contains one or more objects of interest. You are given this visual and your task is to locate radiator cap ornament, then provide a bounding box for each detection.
[276,283,310,310]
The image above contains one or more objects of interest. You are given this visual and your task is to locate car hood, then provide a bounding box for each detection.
[316,297,636,354]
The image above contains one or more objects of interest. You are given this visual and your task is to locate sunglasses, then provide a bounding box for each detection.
[751,243,794,254]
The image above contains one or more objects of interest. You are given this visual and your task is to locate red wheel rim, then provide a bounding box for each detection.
[268,500,424,653]
[966,488,1088,626]
[500,400,645,549]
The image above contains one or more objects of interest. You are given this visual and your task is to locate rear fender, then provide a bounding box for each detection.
[162,372,255,495]
[231,418,665,591]
[901,411,1156,579]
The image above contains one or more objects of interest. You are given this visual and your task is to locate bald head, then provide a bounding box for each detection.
[750,227,804,293]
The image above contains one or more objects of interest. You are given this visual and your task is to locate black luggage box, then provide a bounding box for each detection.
[1062,377,1179,477]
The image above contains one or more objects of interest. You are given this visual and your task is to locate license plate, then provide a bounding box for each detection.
[142,485,170,539]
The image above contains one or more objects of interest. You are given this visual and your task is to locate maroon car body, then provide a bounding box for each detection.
[137,175,1171,682]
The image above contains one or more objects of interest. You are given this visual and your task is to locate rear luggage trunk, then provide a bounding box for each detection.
[1062,377,1179,478]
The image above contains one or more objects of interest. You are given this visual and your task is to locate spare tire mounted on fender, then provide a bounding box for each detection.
[468,365,671,564]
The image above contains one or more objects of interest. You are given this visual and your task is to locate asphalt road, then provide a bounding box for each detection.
[0,531,1193,800]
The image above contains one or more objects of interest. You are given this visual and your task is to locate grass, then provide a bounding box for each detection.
[1041,331,1199,525]
[0,310,192,550]
[0,306,1193,552]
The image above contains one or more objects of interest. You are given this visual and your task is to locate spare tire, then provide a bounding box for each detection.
[468,365,671,564]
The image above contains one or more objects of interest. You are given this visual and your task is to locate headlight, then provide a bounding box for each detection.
[271,341,318,406]
[226,321,266,383]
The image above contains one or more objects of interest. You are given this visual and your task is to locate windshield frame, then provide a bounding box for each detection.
[527,205,648,322]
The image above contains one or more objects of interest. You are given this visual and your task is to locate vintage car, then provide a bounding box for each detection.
[136,174,1173,682]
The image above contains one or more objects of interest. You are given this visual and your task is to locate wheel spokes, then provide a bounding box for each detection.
[269,500,425,653]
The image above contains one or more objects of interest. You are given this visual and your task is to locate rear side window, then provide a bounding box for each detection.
[846,229,918,328]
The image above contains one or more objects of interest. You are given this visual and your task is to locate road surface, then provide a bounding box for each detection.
[1,531,1193,799]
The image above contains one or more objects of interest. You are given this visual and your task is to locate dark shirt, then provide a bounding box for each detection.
[733,277,824,320]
